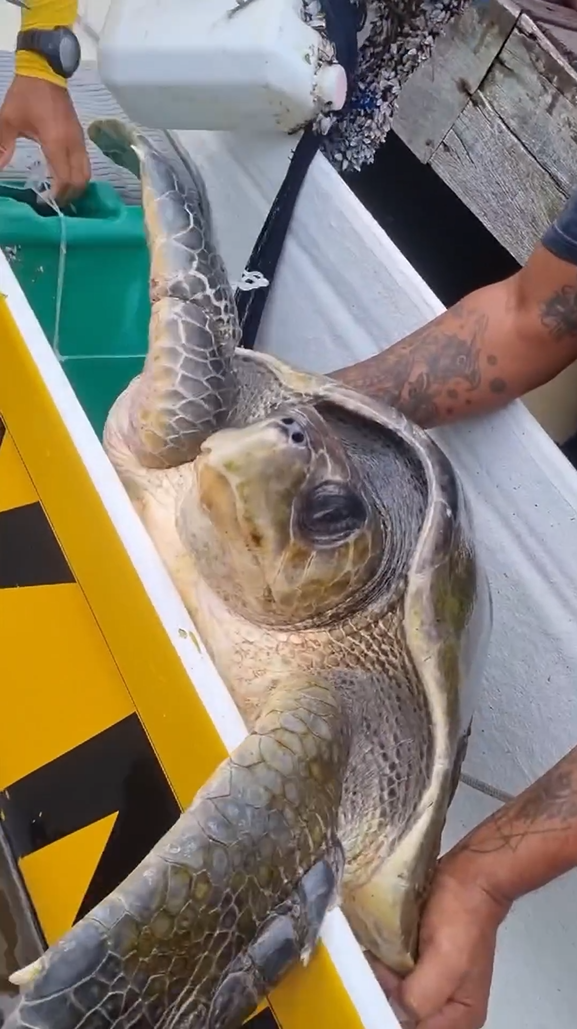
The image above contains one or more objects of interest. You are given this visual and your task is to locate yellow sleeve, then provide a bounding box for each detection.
[15,0,78,87]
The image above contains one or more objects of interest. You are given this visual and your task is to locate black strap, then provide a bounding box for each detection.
[235,0,361,350]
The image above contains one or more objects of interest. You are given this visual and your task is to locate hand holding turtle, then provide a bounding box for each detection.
[372,743,577,1028]
[369,849,509,1029]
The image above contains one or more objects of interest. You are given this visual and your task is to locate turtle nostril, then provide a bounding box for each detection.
[278,416,306,445]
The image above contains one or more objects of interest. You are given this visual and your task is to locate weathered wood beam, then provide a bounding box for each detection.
[394,0,520,162]
[430,90,566,263]
[483,16,577,195]
[393,0,577,262]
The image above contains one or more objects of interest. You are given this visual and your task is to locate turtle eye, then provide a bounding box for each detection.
[297,482,367,545]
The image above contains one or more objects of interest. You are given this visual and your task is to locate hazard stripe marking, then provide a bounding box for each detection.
[1,714,180,923]
[0,415,38,513]
[0,416,74,588]
[247,1011,280,1028]
[3,716,281,1028]
[20,815,118,946]
[0,501,75,589]
[0,584,134,791]
[0,414,279,1024]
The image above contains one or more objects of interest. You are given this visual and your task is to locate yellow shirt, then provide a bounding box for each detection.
[15,0,78,87]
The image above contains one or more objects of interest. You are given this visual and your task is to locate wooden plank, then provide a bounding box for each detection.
[482,18,577,194]
[394,0,520,162]
[430,90,567,263]
[517,0,577,34]
[543,23,577,62]
[525,14,577,71]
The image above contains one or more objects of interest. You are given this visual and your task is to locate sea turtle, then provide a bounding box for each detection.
[7,120,491,1029]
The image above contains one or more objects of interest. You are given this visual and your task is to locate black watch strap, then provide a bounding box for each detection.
[17,26,81,80]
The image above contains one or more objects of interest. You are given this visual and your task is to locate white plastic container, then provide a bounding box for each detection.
[97,0,348,132]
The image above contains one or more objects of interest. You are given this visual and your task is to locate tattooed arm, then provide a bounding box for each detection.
[449,745,577,904]
[333,191,577,428]
[371,747,577,1028]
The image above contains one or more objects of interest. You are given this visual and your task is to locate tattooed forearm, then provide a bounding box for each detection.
[460,759,577,855]
[450,747,577,904]
[539,284,577,341]
[331,289,519,427]
[333,251,577,428]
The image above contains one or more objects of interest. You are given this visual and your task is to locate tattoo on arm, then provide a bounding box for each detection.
[455,748,577,859]
[539,285,577,341]
[335,300,506,426]
[336,268,577,426]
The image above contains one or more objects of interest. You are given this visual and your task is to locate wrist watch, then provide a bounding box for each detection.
[16,25,81,80]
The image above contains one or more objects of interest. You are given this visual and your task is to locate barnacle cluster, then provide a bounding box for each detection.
[303,0,469,172]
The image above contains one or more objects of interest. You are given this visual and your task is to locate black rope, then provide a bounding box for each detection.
[235,0,361,351]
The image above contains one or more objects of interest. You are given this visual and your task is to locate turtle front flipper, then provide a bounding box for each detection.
[7,677,349,1029]
[88,119,240,470]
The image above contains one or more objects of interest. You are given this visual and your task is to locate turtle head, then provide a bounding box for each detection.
[180,404,384,625]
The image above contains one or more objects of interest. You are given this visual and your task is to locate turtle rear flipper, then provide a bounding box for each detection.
[7,676,349,1029]
[88,118,240,470]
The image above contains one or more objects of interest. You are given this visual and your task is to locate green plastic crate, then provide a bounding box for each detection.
[0,181,150,438]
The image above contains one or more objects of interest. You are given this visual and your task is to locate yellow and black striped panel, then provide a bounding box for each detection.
[0,417,178,943]
[0,415,278,1027]
[0,293,367,1028]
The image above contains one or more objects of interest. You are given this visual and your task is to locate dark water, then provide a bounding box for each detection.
[346,130,520,305]
[0,829,43,1026]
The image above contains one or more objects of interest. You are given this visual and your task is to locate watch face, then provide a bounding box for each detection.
[58,33,80,76]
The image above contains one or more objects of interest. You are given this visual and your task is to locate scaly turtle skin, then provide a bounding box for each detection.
[6,120,492,1029]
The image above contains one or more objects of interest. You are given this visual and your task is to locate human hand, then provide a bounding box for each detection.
[0,75,90,205]
[369,851,512,1029]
